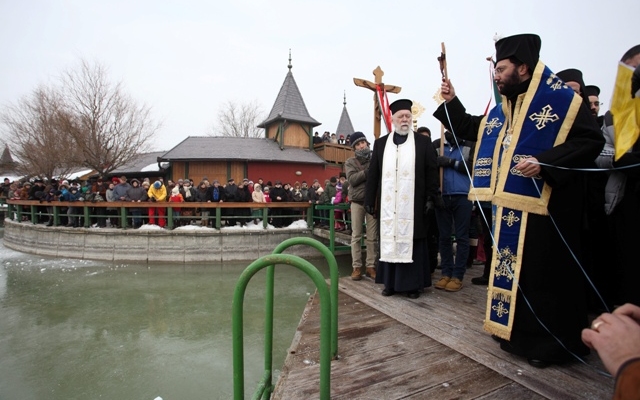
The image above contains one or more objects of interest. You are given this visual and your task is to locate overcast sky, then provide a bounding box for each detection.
[1,0,638,151]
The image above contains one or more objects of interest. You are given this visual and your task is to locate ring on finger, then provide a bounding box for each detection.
[592,320,604,332]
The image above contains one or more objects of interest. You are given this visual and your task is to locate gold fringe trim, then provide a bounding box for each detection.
[484,321,512,340]
[491,291,512,303]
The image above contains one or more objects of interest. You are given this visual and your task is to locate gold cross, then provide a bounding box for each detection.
[502,210,520,227]
[529,105,559,130]
[492,301,509,318]
[485,117,503,135]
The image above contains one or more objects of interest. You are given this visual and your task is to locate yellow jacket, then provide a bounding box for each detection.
[147,184,167,201]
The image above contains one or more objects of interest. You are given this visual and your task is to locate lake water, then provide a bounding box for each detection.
[0,229,352,400]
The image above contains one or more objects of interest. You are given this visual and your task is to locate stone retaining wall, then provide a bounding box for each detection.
[3,220,329,263]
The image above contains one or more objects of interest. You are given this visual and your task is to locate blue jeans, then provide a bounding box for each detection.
[435,194,473,280]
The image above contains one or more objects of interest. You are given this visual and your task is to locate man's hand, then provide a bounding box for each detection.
[365,205,375,215]
[440,78,456,102]
[514,157,541,178]
[437,156,456,168]
[581,305,640,377]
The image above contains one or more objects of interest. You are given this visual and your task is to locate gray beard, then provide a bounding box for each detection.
[393,122,411,136]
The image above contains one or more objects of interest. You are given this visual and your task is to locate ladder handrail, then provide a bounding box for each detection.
[232,253,332,400]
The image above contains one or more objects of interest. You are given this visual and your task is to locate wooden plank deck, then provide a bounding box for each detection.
[272,273,614,399]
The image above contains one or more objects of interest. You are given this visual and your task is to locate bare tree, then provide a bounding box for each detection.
[1,86,78,178]
[59,59,160,175]
[211,100,265,138]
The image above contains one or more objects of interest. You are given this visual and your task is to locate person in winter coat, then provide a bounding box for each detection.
[125,178,146,228]
[251,183,266,224]
[269,181,288,228]
[234,180,252,227]
[168,186,184,227]
[179,179,196,224]
[60,185,81,227]
[194,181,209,226]
[147,180,167,228]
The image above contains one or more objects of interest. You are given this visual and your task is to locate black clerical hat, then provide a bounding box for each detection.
[495,33,541,72]
[389,99,413,115]
[584,85,600,97]
[557,68,585,92]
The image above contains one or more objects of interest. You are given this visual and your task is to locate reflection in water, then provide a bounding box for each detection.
[0,232,351,400]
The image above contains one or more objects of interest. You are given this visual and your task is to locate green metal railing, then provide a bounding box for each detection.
[5,200,312,231]
[232,238,339,400]
[313,203,352,253]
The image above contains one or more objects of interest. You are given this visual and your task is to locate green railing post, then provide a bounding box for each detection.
[53,205,59,226]
[30,205,36,224]
[262,207,268,229]
[7,203,15,221]
[306,204,313,229]
[273,237,339,359]
[215,207,221,230]
[328,206,335,253]
[120,206,128,229]
[232,254,331,400]
[167,206,173,229]
[84,205,91,227]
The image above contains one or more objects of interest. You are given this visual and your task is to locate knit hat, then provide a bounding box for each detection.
[153,181,161,189]
[350,131,368,148]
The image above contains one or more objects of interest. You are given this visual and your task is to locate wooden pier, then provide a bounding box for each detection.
[272,273,614,399]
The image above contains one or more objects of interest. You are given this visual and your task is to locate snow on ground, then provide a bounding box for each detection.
[138,219,309,231]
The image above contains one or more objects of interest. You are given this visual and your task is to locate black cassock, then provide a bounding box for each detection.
[365,132,439,293]
[434,87,604,363]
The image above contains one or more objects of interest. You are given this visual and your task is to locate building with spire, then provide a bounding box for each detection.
[335,92,355,144]
[156,52,344,185]
[258,50,321,150]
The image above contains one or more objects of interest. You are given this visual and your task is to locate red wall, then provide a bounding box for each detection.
[247,162,343,185]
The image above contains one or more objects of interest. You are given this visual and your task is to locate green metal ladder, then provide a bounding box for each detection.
[232,237,339,400]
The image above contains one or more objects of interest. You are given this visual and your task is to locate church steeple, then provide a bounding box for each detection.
[258,50,320,128]
[335,91,355,139]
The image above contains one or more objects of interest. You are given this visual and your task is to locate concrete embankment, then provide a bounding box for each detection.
[3,220,329,263]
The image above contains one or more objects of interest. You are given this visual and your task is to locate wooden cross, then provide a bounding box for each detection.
[353,66,402,140]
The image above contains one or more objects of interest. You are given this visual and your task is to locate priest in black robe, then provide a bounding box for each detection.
[365,99,439,299]
[433,33,604,367]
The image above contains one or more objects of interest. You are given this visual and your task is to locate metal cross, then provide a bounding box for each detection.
[529,105,559,130]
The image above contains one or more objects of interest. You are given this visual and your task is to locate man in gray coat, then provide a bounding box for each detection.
[345,131,379,280]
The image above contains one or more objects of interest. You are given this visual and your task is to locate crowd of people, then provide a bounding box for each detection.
[0,173,353,230]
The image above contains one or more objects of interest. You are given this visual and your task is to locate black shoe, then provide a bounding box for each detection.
[381,288,395,296]
[46,222,53,227]
[527,358,551,369]
[491,334,505,343]
[471,276,490,285]
[407,291,420,299]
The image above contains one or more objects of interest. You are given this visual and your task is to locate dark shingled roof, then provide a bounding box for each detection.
[258,68,320,128]
[110,151,168,174]
[159,137,326,164]
[336,102,355,137]
[0,144,14,164]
